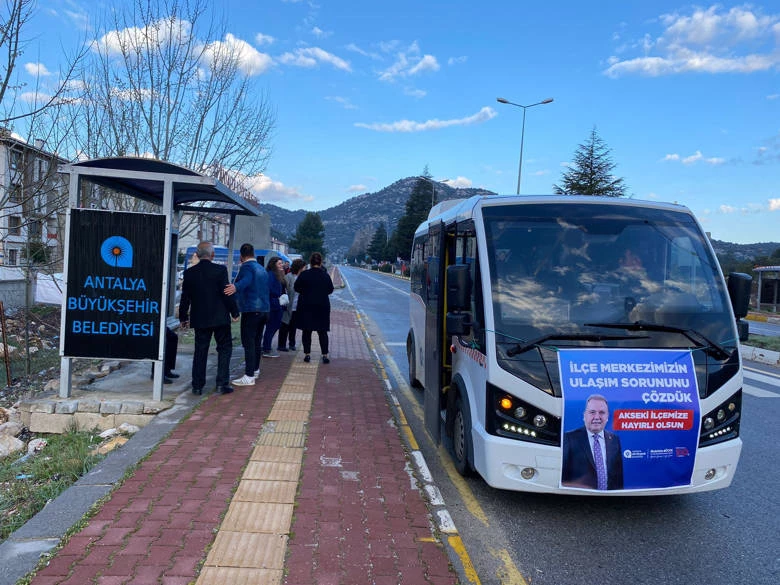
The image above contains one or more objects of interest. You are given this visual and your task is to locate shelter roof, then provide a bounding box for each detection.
[63,157,261,216]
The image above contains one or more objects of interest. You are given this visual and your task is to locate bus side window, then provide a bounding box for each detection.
[461,234,485,350]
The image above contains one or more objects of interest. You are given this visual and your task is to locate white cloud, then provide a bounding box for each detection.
[278,47,351,71]
[403,87,426,98]
[769,198,780,211]
[246,174,313,205]
[325,96,357,110]
[20,91,52,104]
[24,62,51,76]
[347,184,367,193]
[202,33,273,76]
[604,5,780,77]
[443,176,472,188]
[64,9,90,31]
[663,150,726,165]
[93,21,271,77]
[768,94,780,100]
[719,204,738,214]
[345,43,381,61]
[255,32,275,46]
[448,56,468,66]
[311,27,331,39]
[354,106,497,133]
[408,54,440,75]
[378,42,440,82]
[93,17,192,55]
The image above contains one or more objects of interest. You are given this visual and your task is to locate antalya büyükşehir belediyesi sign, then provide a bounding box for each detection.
[62,209,165,360]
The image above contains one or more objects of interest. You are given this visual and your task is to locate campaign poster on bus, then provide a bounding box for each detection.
[63,209,165,360]
[558,348,700,491]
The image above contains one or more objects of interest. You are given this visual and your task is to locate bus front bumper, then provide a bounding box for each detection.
[472,429,742,496]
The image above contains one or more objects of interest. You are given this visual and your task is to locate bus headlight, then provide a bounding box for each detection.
[488,384,560,446]
[699,391,741,448]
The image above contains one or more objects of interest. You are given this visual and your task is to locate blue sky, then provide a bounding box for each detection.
[16,0,780,244]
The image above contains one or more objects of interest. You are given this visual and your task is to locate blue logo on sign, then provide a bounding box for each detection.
[100,236,133,268]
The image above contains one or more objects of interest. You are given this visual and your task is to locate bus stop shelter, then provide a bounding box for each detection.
[58,157,262,400]
[753,265,780,312]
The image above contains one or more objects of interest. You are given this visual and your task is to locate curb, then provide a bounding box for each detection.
[741,344,780,367]
[746,313,780,325]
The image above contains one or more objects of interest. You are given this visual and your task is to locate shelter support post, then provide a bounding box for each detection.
[58,171,81,398]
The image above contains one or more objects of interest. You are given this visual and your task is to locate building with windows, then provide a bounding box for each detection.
[0,131,67,271]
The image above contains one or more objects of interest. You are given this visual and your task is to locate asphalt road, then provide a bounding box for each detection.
[749,319,780,337]
[337,266,780,585]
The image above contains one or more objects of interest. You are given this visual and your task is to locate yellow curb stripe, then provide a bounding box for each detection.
[490,547,530,585]
[448,535,481,585]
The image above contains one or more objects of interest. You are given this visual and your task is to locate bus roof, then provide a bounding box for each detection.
[414,194,694,237]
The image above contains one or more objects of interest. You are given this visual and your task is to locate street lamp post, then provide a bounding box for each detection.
[416,176,437,207]
[496,96,553,194]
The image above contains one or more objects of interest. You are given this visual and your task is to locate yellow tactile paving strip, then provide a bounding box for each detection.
[195,357,318,585]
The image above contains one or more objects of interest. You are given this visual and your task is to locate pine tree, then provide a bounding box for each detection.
[553,127,628,197]
[389,175,434,261]
[288,212,326,262]
[367,223,389,262]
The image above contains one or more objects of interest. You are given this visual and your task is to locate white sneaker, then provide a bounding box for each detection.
[232,374,256,386]
[262,351,279,358]
[254,369,260,377]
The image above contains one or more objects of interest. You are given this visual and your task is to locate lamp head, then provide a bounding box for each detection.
[496,97,509,104]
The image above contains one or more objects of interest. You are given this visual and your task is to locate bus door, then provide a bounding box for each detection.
[423,222,446,442]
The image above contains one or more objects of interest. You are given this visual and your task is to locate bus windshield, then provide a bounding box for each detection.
[482,203,736,362]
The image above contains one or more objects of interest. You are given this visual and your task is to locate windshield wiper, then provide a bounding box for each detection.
[506,333,646,357]
[583,321,731,360]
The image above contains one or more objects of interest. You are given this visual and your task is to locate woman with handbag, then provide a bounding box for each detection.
[278,258,306,351]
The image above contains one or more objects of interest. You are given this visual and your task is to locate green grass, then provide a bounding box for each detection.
[0,427,105,542]
[747,334,780,352]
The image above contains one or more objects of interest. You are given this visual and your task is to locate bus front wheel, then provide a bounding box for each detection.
[450,395,473,476]
[407,337,421,389]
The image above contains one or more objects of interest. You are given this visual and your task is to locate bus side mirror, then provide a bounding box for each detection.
[727,272,751,320]
[447,264,471,311]
[447,312,471,337]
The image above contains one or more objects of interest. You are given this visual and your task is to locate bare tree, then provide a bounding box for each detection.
[1,0,88,276]
[64,0,275,217]
[1,0,87,126]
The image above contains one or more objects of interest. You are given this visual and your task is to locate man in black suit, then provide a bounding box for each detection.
[562,394,624,490]
[179,241,239,395]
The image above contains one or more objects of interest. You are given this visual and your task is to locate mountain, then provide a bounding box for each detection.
[257,178,780,262]
[257,177,495,259]
[709,239,780,263]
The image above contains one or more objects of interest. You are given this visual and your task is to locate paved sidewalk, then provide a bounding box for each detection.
[18,308,458,585]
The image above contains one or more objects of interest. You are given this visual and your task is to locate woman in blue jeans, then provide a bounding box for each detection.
[262,256,286,357]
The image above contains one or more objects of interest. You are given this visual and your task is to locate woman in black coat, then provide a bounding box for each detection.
[294,252,334,363]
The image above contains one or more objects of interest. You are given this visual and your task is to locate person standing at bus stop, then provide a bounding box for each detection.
[179,241,239,395]
[277,258,306,352]
[261,256,287,358]
[224,243,269,386]
[294,252,334,364]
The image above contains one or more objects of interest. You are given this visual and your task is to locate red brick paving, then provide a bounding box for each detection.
[26,308,458,585]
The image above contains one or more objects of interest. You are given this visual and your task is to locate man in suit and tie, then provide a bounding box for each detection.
[179,241,239,395]
[562,394,624,490]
